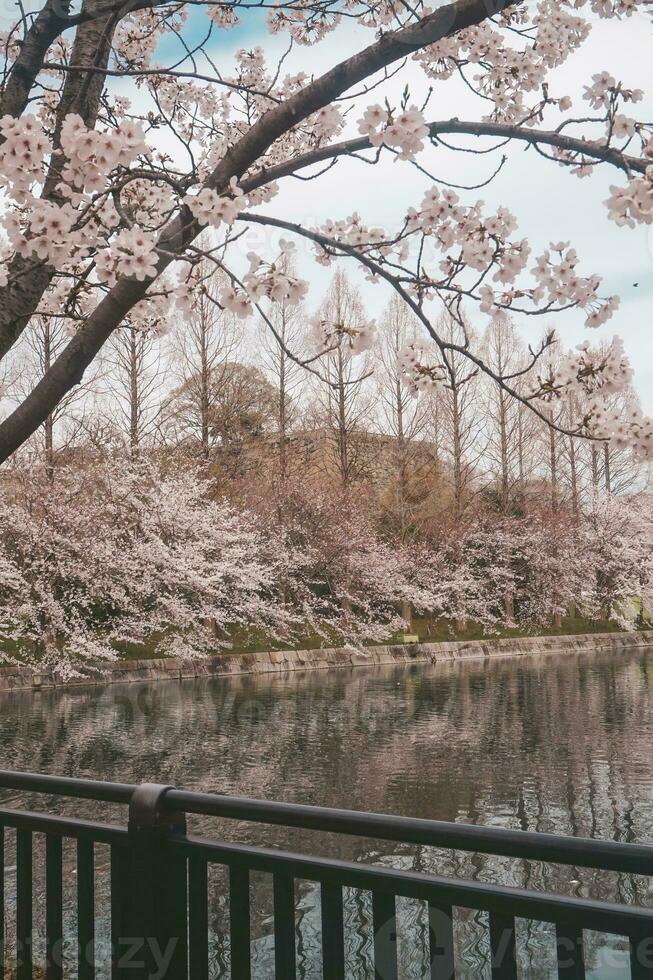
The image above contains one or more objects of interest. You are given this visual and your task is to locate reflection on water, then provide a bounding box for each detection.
[1,646,652,977]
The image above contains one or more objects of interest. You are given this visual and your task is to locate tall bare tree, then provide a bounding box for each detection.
[374,295,434,541]
[436,314,483,520]
[258,257,307,486]
[164,266,241,460]
[105,324,168,456]
[14,317,101,476]
[481,313,538,513]
[308,270,373,491]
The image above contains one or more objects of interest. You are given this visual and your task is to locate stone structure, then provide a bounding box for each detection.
[1,632,652,693]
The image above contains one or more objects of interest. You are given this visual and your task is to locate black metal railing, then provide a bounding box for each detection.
[1,769,653,979]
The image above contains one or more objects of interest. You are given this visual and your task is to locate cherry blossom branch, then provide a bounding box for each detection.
[40,61,285,102]
[240,119,649,197]
[181,243,349,382]
[1,0,73,120]
[238,211,605,442]
[0,3,119,359]
[0,0,517,463]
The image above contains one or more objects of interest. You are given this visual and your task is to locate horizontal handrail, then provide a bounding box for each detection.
[0,806,128,845]
[0,769,133,804]
[171,832,653,935]
[2,769,653,980]
[2,769,653,875]
[163,789,653,875]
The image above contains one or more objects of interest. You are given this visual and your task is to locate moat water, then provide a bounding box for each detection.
[1,645,652,977]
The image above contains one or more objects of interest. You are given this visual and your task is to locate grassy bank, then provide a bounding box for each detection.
[114,615,630,662]
[3,616,645,668]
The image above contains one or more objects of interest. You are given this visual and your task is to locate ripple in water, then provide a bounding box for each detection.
[1,645,651,977]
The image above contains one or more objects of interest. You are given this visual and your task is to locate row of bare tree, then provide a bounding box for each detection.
[1,267,645,531]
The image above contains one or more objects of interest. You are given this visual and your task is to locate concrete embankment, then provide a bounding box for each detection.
[1,631,652,694]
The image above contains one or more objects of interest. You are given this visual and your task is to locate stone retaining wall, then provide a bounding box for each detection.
[1,631,652,694]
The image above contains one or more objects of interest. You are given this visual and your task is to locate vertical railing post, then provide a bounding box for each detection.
[111,784,188,980]
[630,929,653,980]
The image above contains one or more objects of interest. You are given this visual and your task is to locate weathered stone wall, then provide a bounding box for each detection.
[1,631,652,694]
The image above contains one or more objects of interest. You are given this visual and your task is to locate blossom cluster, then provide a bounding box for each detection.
[121,178,177,230]
[0,111,155,276]
[411,189,522,286]
[4,200,80,267]
[309,106,345,144]
[529,243,619,328]
[606,169,653,227]
[217,241,309,319]
[312,213,391,267]
[59,114,148,196]
[587,400,653,459]
[183,178,243,228]
[312,189,617,333]
[528,337,634,402]
[95,228,159,284]
[207,4,241,28]
[398,344,447,397]
[113,8,186,70]
[583,70,644,110]
[412,4,589,123]
[408,188,535,302]
[580,0,640,15]
[358,104,429,160]
[267,4,340,45]
[524,336,653,461]
[0,114,49,198]
[309,313,377,355]
[410,0,644,126]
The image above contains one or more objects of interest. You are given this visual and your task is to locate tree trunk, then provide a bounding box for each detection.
[200,323,210,460]
[499,389,510,513]
[278,312,288,486]
[43,318,55,481]
[129,327,139,457]
[451,384,463,520]
[590,446,599,494]
[336,347,349,490]
[504,592,515,623]
[400,600,413,631]
[569,434,579,521]
[549,418,557,511]
[517,408,526,489]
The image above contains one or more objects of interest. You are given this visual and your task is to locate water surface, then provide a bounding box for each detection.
[1,646,652,977]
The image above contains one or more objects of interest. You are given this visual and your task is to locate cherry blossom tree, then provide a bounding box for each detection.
[279,485,443,640]
[0,0,651,470]
[579,493,653,624]
[0,461,303,676]
[513,507,586,626]
[0,458,464,673]
[1,453,650,674]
